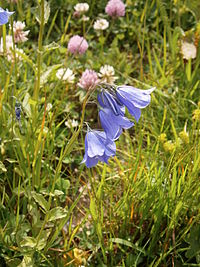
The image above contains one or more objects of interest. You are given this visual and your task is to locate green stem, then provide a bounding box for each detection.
[34,0,45,101]
[35,90,91,246]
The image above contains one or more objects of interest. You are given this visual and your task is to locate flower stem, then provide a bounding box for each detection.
[33,0,45,101]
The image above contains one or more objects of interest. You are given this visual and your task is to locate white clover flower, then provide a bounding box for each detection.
[56,68,75,83]
[74,3,89,13]
[46,103,53,112]
[98,65,118,84]
[0,35,13,53]
[12,21,29,43]
[0,35,24,61]
[82,15,89,22]
[181,41,197,60]
[65,119,79,128]
[93,19,109,31]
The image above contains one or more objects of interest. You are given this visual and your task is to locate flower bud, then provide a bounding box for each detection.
[192,109,200,121]
[158,133,167,143]
[163,141,176,152]
[179,130,189,144]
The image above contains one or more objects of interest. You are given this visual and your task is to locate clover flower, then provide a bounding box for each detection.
[116,86,155,122]
[74,3,89,14]
[0,35,13,52]
[81,130,116,168]
[56,68,75,83]
[78,69,99,90]
[68,35,88,55]
[93,19,109,31]
[0,7,14,25]
[181,41,197,60]
[82,15,89,22]
[12,21,29,43]
[98,65,118,84]
[105,0,125,18]
[65,119,79,128]
[0,35,24,61]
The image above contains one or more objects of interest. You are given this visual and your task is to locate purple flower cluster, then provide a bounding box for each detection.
[68,35,88,55]
[82,85,155,167]
[105,0,125,18]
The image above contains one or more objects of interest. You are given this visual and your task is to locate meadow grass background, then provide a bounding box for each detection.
[0,0,200,266]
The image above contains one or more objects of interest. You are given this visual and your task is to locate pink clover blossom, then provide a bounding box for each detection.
[105,0,125,18]
[68,35,88,55]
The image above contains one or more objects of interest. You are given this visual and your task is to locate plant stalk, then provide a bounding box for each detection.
[34,0,45,101]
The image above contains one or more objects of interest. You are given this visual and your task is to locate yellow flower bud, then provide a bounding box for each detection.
[158,133,167,143]
[163,141,176,152]
[179,131,189,144]
[192,109,200,121]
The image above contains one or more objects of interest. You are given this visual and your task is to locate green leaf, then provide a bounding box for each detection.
[90,198,97,221]
[44,1,50,24]
[32,192,48,211]
[6,258,21,267]
[22,93,31,118]
[17,255,33,267]
[47,207,67,222]
[110,238,146,255]
[0,161,7,173]
[36,1,50,25]
[37,229,51,250]
[20,237,37,248]
[5,158,18,164]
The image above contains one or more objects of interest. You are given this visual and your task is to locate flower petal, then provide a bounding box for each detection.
[0,9,14,25]
[104,139,116,157]
[87,131,105,157]
[98,91,125,115]
[99,108,120,140]
[99,108,134,140]
[116,86,153,108]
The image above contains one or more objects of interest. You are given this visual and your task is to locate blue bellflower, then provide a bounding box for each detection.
[116,86,155,122]
[81,130,116,168]
[0,8,14,26]
[97,91,125,116]
[98,91,134,140]
[99,107,134,140]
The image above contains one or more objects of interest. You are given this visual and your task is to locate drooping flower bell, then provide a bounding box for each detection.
[98,91,133,140]
[99,108,134,140]
[116,86,155,122]
[81,130,116,168]
[0,7,14,26]
[97,90,125,116]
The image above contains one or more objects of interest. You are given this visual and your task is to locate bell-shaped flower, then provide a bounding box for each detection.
[116,86,155,122]
[0,8,14,25]
[99,107,134,140]
[97,91,125,116]
[81,130,116,168]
